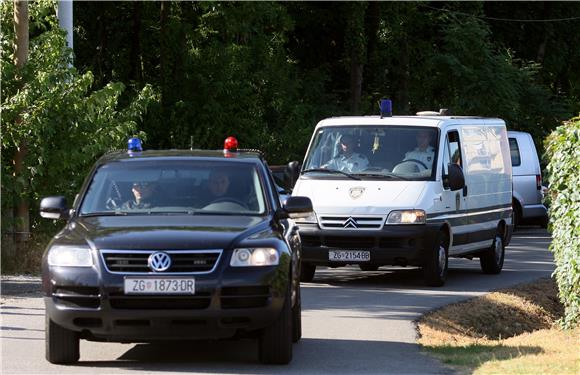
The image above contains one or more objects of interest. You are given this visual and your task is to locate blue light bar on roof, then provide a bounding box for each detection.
[127,137,143,152]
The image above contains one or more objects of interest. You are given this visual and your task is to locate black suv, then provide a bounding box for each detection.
[40,139,312,365]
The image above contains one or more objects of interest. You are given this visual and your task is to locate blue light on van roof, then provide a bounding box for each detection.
[127,137,143,152]
[380,99,392,118]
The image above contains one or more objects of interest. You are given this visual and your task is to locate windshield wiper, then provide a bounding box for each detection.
[80,211,128,217]
[301,168,361,180]
[351,172,409,181]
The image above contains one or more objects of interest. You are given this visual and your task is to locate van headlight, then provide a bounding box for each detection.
[386,210,426,225]
[293,211,318,224]
[230,248,279,267]
[48,246,93,267]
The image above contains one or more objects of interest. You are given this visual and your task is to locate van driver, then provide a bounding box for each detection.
[404,130,435,169]
[323,134,369,173]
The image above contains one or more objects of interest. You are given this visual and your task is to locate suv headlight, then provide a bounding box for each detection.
[48,246,93,267]
[293,211,317,224]
[386,210,426,225]
[230,248,279,267]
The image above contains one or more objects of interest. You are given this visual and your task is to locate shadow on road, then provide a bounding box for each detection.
[74,338,451,374]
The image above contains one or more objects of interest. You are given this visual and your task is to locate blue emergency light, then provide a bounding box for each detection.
[127,137,143,152]
[379,99,392,118]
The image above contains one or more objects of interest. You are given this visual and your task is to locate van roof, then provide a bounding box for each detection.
[316,115,505,129]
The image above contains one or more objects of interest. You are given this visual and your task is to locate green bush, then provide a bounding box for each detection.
[545,116,580,329]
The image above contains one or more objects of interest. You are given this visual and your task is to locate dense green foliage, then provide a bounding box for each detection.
[2,1,580,273]
[545,117,580,329]
[1,1,154,240]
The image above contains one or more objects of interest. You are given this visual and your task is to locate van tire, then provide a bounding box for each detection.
[259,285,293,364]
[359,264,379,271]
[46,317,79,364]
[480,232,505,274]
[300,263,316,282]
[423,231,448,287]
[512,200,521,229]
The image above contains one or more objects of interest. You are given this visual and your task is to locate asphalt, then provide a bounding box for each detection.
[1,227,553,374]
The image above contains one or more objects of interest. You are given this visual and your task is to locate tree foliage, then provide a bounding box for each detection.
[545,116,580,329]
[1,0,155,236]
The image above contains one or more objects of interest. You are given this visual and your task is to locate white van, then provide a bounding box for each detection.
[292,109,513,286]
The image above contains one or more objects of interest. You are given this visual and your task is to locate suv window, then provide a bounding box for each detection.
[80,160,267,215]
[509,138,521,167]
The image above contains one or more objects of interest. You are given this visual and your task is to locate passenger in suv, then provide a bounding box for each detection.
[40,137,312,365]
[508,131,548,228]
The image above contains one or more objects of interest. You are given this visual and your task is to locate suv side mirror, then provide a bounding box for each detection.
[40,196,69,220]
[285,161,301,189]
[447,163,465,191]
[282,196,313,219]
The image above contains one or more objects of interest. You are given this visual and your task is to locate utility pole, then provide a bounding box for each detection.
[12,0,30,254]
[57,0,73,50]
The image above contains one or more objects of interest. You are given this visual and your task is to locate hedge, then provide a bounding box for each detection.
[545,116,580,329]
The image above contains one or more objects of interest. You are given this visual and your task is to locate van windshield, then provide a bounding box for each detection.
[302,126,438,181]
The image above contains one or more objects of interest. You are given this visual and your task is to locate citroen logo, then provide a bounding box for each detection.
[148,252,171,272]
[343,217,358,228]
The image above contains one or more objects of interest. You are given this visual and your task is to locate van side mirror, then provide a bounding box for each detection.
[40,196,69,220]
[282,196,313,219]
[446,163,465,191]
[285,161,301,189]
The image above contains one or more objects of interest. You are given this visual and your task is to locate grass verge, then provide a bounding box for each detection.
[417,278,579,374]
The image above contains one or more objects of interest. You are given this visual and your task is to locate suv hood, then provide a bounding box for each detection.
[61,215,271,250]
[292,179,426,215]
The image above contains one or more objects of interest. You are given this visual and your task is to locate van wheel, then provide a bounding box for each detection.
[480,232,505,274]
[292,282,302,343]
[46,317,79,364]
[423,231,448,287]
[359,264,379,271]
[259,286,293,364]
[512,201,521,229]
[300,263,316,282]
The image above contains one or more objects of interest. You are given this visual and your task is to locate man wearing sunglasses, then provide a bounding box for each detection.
[122,181,157,209]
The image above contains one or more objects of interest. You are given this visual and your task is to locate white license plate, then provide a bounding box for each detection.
[124,277,195,295]
[328,250,371,262]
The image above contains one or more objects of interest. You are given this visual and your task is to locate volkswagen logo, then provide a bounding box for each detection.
[343,217,358,228]
[148,252,172,272]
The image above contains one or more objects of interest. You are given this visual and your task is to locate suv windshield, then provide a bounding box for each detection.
[79,160,267,216]
[303,125,439,180]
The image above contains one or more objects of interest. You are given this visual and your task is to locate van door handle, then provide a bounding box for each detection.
[463,185,468,197]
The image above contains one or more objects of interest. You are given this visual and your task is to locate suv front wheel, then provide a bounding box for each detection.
[259,287,293,364]
[46,317,79,364]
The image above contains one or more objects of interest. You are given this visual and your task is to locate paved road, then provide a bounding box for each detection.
[1,228,553,374]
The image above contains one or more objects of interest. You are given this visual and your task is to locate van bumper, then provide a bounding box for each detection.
[297,223,441,267]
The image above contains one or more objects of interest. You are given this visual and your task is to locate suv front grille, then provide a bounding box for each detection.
[100,250,222,274]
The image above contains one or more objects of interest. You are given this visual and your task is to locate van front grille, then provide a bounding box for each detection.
[319,216,384,230]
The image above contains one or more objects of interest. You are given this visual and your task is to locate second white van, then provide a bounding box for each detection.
[292,105,513,286]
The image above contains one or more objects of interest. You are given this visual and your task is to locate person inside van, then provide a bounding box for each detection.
[322,134,369,172]
[403,130,435,169]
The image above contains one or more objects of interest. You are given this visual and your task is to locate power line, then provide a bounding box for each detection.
[420,4,580,23]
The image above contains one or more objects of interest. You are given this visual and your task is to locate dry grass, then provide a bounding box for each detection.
[418,278,579,374]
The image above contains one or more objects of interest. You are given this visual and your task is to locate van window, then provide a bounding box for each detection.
[442,131,462,187]
[302,126,438,180]
[509,138,521,167]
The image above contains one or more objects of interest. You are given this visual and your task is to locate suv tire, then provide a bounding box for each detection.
[292,282,302,343]
[259,286,293,364]
[46,317,79,364]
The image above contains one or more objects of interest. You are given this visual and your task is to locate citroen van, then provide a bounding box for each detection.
[292,107,513,286]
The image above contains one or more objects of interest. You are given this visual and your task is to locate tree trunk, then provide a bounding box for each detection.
[12,0,30,253]
[160,2,168,107]
[129,1,142,81]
